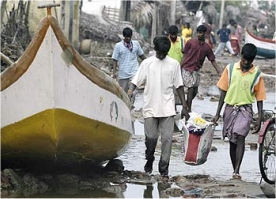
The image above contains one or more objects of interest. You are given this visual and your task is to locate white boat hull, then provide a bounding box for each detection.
[245,29,276,59]
[1,16,133,168]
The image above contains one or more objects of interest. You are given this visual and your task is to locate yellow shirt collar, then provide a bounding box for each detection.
[236,61,256,73]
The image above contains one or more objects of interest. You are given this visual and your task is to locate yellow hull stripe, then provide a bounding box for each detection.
[1,109,132,167]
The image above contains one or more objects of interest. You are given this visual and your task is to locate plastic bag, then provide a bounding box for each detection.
[181,113,214,165]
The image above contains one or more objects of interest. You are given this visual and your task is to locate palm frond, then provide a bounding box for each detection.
[130,1,154,26]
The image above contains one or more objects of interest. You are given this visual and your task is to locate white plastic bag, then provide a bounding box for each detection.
[182,113,214,165]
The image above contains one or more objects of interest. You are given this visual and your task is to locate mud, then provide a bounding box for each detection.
[1,134,274,198]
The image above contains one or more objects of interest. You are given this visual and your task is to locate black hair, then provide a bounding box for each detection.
[186,22,190,28]
[241,43,257,61]
[196,25,207,32]
[168,25,178,35]
[123,27,133,37]
[153,36,171,59]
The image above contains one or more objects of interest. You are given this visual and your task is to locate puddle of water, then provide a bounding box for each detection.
[123,91,276,184]
[124,183,160,198]
[124,182,180,198]
[121,133,262,183]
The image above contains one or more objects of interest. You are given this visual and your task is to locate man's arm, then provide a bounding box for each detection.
[211,60,222,76]
[176,85,190,120]
[212,89,226,124]
[113,59,118,78]
[127,83,137,99]
[139,54,146,60]
[252,101,263,134]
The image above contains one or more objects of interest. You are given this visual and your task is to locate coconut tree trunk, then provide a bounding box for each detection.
[72,1,80,48]
[151,4,157,45]
[170,0,176,25]
[219,0,225,29]
[1,0,7,21]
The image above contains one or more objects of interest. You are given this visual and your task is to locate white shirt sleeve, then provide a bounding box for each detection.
[174,62,184,89]
[131,60,146,87]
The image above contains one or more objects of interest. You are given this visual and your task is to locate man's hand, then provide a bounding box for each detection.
[112,73,117,79]
[181,107,190,121]
[216,66,223,76]
[252,117,262,134]
[211,115,220,125]
[127,89,133,100]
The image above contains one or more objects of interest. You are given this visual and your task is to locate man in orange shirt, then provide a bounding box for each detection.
[212,43,266,180]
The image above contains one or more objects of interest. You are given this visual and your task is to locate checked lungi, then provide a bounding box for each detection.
[222,104,253,144]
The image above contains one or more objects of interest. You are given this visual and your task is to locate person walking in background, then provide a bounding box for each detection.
[212,43,266,180]
[167,25,184,64]
[112,27,146,92]
[167,25,185,110]
[227,19,236,35]
[127,36,190,182]
[232,21,243,45]
[203,20,213,49]
[211,31,217,47]
[214,24,236,56]
[181,25,222,112]
[182,22,193,43]
[228,20,243,55]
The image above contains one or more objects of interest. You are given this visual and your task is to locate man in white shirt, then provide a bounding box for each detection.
[112,27,146,92]
[127,36,190,181]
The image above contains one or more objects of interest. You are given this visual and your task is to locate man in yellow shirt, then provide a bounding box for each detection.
[167,25,185,110]
[167,25,184,64]
[182,22,193,43]
[212,43,266,180]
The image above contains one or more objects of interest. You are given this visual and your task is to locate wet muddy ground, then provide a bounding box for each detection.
[1,91,275,198]
[1,44,275,198]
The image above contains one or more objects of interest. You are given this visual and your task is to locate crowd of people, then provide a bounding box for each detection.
[111,20,266,182]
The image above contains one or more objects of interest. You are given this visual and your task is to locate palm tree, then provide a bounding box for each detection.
[130,1,171,44]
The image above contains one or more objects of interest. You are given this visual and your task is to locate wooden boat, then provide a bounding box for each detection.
[1,4,133,169]
[245,29,276,59]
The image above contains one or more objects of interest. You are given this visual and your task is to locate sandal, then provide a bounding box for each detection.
[161,175,169,183]
[232,173,242,180]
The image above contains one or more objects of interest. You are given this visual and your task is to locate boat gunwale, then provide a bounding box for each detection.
[245,28,276,44]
